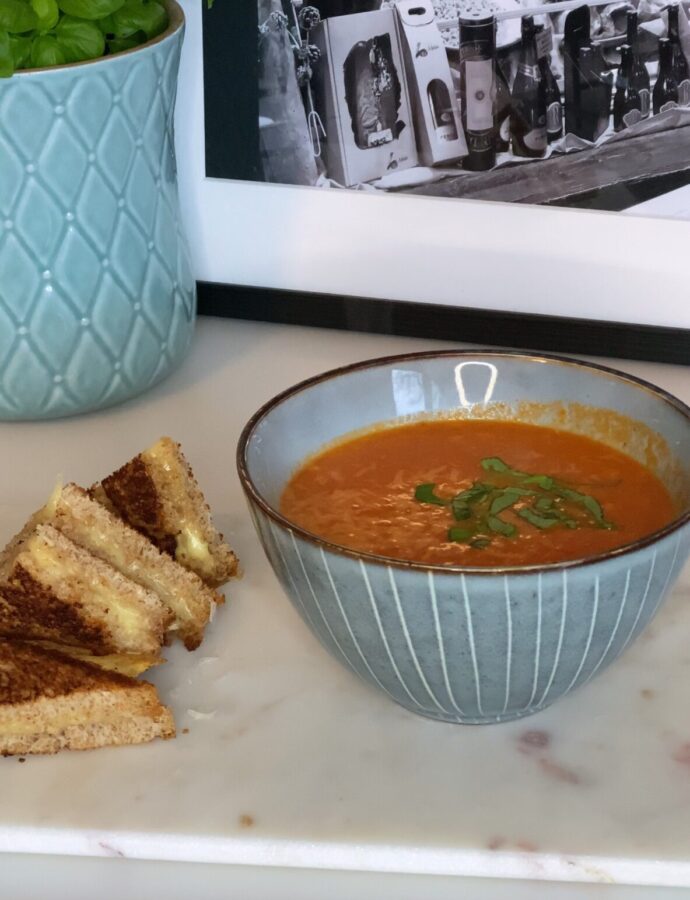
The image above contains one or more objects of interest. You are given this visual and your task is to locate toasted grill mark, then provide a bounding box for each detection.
[101,458,163,532]
[101,458,178,556]
[0,567,110,653]
[0,639,133,704]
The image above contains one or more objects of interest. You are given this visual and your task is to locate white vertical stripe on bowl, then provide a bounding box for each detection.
[359,562,429,712]
[319,547,401,705]
[646,532,683,624]
[563,575,600,695]
[428,572,466,716]
[461,574,484,716]
[267,519,323,638]
[537,569,569,708]
[581,568,631,690]
[387,567,447,714]
[502,575,513,715]
[526,572,543,710]
[290,531,358,676]
[619,549,657,655]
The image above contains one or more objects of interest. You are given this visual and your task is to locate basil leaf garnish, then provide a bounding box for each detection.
[414,483,448,506]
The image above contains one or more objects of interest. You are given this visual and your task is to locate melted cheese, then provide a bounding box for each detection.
[22,536,153,646]
[176,526,213,574]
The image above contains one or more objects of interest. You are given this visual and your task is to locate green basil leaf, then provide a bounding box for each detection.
[57,0,125,20]
[522,474,555,490]
[448,527,476,542]
[518,507,559,529]
[481,457,510,473]
[0,28,13,76]
[453,483,492,504]
[106,30,144,52]
[557,486,614,529]
[0,0,39,33]
[31,0,58,30]
[414,483,448,506]
[470,537,491,549]
[490,489,523,516]
[535,496,553,512]
[108,0,167,39]
[487,515,517,537]
[98,12,115,32]
[55,15,105,62]
[451,502,471,521]
[30,32,65,66]
[9,31,31,66]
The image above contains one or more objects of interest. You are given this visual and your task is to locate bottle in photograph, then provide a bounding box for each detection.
[494,62,512,153]
[667,3,690,105]
[627,10,651,117]
[536,24,563,142]
[427,80,459,142]
[511,16,547,157]
[613,44,642,130]
[459,13,497,171]
[563,5,592,137]
[654,37,680,112]
[577,46,613,140]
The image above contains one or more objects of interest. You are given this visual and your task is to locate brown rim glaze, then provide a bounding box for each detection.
[13,0,183,76]
[236,349,690,576]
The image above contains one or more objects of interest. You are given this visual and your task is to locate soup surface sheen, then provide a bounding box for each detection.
[280,419,676,567]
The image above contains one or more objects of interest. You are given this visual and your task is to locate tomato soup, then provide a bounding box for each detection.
[280,419,676,567]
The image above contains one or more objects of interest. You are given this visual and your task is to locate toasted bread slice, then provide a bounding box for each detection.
[0,524,170,656]
[40,483,218,650]
[92,437,238,589]
[0,639,174,756]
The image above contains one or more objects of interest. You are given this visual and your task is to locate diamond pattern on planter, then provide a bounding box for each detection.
[0,233,42,322]
[14,179,65,265]
[37,119,90,209]
[0,16,195,420]
[0,150,23,218]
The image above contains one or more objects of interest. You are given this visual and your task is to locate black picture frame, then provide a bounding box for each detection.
[197,282,690,364]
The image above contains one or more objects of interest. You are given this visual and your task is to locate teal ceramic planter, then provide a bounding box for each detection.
[0,1,195,420]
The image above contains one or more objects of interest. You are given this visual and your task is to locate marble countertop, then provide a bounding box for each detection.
[1,318,689,892]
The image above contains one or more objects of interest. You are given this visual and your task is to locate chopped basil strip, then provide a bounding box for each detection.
[518,507,560,529]
[448,526,475,542]
[414,483,448,506]
[414,456,616,549]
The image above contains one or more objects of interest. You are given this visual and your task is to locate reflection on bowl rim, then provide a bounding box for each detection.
[236,349,690,577]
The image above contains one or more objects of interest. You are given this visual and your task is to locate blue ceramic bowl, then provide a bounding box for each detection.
[238,351,690,724]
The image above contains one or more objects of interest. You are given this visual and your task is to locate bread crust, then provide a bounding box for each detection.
[0,640,175,755]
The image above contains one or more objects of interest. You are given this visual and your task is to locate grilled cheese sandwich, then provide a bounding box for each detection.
[0,639,174,755]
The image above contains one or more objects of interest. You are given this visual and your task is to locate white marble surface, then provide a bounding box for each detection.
[1,319,689,890]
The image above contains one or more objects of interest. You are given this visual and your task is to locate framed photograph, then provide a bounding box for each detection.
[174,0,690,361]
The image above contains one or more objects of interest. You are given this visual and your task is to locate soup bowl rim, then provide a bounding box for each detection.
[236,348,690,576]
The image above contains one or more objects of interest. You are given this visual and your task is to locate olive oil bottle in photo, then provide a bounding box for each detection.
[627,10,651,117]
[654,36,680,113]
[536,24,563,143]
[511,16,547,157]
[494,61,512,153]
[459,13,496,170]
[667,3,690,105]
[613,44,643,130]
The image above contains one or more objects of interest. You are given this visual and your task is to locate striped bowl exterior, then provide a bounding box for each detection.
[250,504,690,724]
